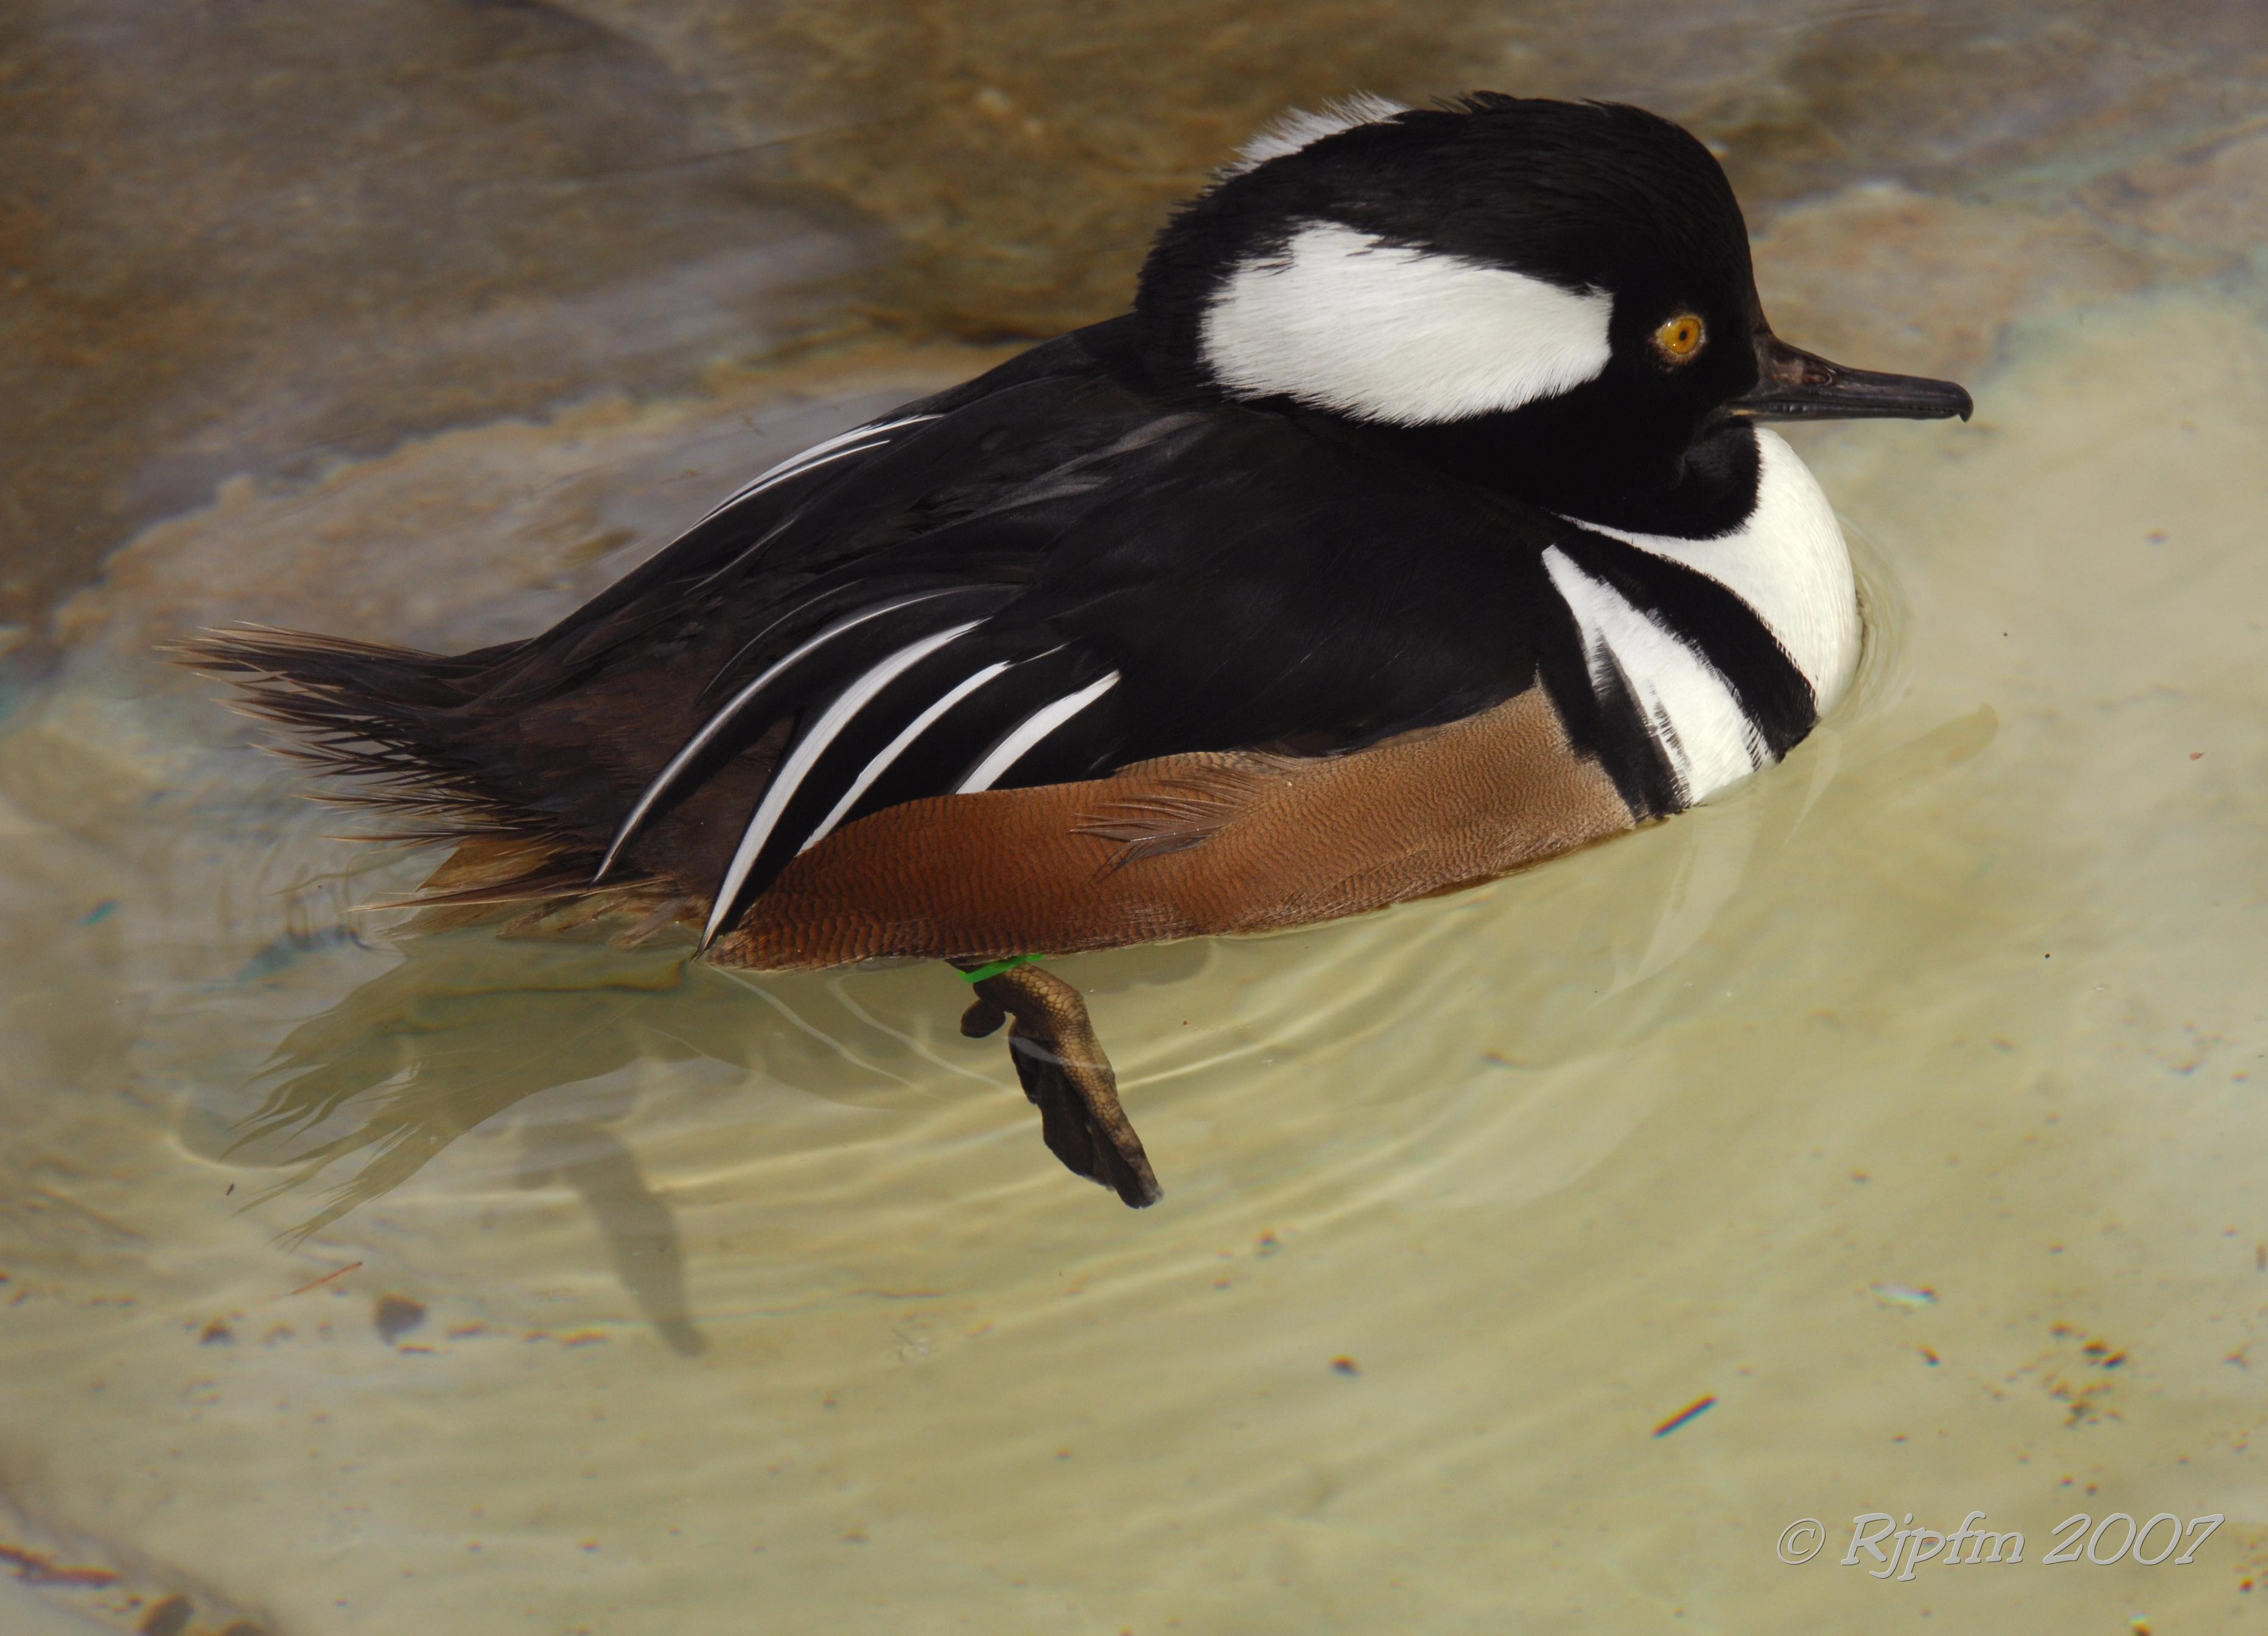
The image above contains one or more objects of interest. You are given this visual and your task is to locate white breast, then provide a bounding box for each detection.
[1576,429,1860,713]
[1550,429,1858,807]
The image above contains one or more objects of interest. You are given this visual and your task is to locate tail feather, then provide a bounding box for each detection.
[178,628,673,930]
[178,626,526,833]
[177,623,499,701]
[179,609,773,935]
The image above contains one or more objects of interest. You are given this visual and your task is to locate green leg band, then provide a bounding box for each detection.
[960,952,1042,984]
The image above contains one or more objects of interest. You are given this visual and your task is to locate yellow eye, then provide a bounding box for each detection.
[1653,314,1706,362]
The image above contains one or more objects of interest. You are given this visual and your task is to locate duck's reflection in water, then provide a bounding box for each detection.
[225,931,946,1350]
[221,910,1209,1341]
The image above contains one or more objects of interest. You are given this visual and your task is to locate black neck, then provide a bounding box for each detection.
[1352,402,1763,539]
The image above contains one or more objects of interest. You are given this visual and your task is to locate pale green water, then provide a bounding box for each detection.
[5,19,2268,1636]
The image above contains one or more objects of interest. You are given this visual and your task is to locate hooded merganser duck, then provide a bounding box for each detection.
[190,94,1971,1209]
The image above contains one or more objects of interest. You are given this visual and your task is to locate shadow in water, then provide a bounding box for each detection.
[518,1118,709,1357]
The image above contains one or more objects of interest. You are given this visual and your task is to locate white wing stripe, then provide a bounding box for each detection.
[595,589,957,880]
[955,672,1121,795]
[796,661,1013,855]
[701,622,984,947]
[702,413,942,519]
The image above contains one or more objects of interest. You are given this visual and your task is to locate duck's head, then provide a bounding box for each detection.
[1136,94,1972,535]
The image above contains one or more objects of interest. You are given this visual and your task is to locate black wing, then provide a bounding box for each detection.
[197,317,1624,936]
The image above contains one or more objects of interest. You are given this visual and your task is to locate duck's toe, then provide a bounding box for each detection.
[958,991,1009,1039]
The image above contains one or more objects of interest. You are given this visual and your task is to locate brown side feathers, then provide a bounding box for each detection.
[716,686,1634,969]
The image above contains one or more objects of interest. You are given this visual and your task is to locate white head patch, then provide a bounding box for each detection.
[1223,94,1408,175]
[1198,222,1615,426]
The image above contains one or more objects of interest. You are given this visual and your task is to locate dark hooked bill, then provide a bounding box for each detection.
[1728,332,1974,423]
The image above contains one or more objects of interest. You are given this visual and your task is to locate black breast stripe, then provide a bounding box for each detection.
[1549,528,1817,759]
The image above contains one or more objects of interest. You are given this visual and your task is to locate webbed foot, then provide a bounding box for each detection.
[956,962,1160,1207]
